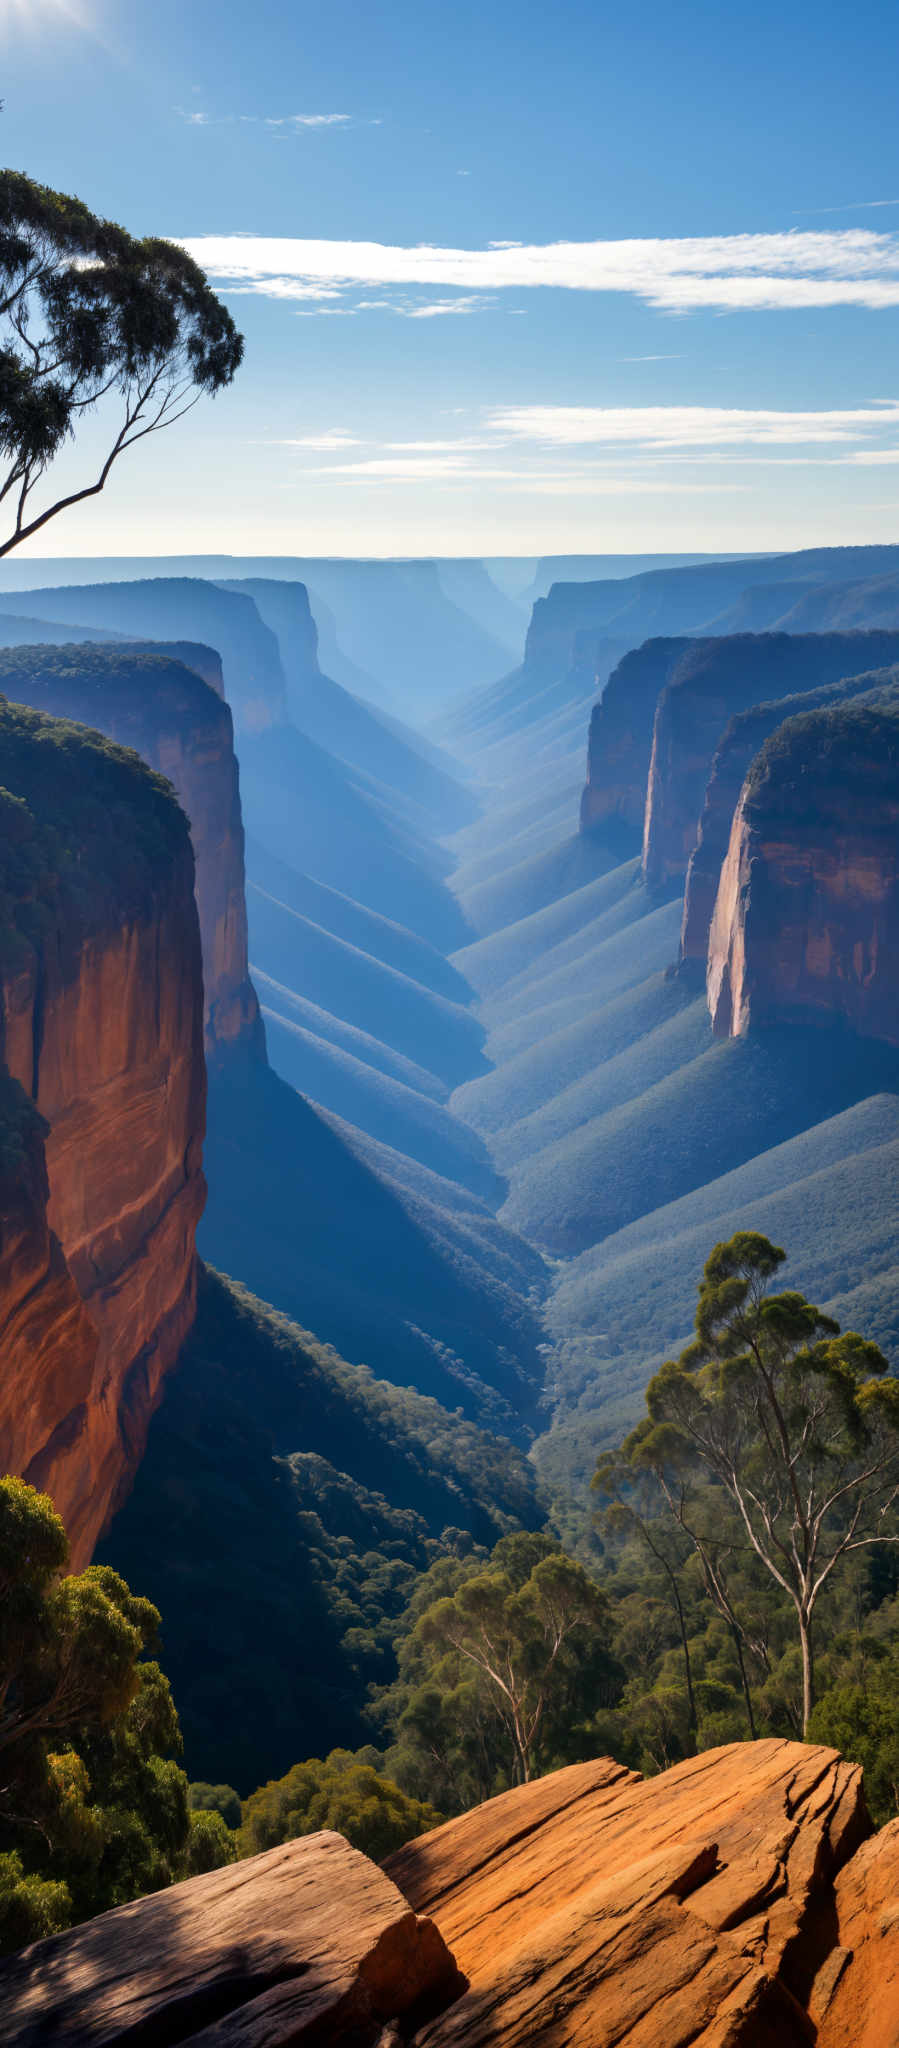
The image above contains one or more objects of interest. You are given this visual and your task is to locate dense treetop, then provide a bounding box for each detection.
[0,695,192,953]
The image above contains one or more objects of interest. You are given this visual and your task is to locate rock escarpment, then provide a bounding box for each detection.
[642,629,899,889]
[681,662,899,970]
[580,637,692,840]
[708,701,899,1041]
[0,1070,99,1542]
[0,702,206,1566]
[0,578,287,731]
[8,1739,895,2046]
[0,645,263,1065]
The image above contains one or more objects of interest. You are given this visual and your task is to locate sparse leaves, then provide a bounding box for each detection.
[0,169,243,555]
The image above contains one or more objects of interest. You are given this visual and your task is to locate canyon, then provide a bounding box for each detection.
[4,541,899,1774]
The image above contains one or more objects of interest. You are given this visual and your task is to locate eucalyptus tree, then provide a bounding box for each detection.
[612,1232,899,1732]
[0,170,242,554]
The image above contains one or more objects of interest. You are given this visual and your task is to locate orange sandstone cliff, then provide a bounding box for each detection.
[0,645,264,1064]
[708,700,899,1042]
[0,701,206,1566]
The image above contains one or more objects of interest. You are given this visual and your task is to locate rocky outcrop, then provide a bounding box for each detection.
[815,1815,899,2045]
[0,701,206,1565]
[7,1740,887,2046]
[0,1831,461,2046]
[390,1741,871,2045]
[708,701,899,1041]
[681,662,899,970]
[0,579,287,731]
[580,637,692,841]
[0,645,263,1065]
[643,630,899,889]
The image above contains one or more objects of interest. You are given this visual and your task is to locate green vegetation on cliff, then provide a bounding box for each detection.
[744,697,899,828]
[0,696,191,954]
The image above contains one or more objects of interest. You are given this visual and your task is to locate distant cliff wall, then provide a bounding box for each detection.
[681,663,899,969]
[580,638,693,840]
[0,704,206,1565]
[0,645,263,1066]
[708,701,899,1042]
[0,579,286,731]
[643,630,899,889]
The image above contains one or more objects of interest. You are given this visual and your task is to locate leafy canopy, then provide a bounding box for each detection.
[0,169,243,555]
[614,1232,899,1732]
[239,1749,442,1865]
[0,1478,232,1953]
[378,1533,622,1803]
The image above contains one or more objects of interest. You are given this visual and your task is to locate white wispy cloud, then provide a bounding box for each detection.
[181,228,899,313]
[485,402,899,448]
[265,113,352,127]
[306,456,746,492]
[279,429,362,449]
[350,294,492,318]
[175,109,365,134]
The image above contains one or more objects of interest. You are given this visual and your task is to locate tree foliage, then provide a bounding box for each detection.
[0,1478,231,1954]
[609,1233,899,1732]
[377,1534,622,1807]
[239,1749,442,1865]
[0,169,242,555]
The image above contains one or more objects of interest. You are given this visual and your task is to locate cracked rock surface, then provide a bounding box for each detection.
[5,1741,897,2045]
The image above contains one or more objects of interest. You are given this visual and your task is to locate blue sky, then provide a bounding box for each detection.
[4,0,899,555]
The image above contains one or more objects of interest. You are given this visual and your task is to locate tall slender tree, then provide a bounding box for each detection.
[613,1232,899,1732]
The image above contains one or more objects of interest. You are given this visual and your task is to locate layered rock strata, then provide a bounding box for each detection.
[708,701,899,1041]
[0,702,206,1565]
[7,1739,890,2046]
[681,662,899,970]
[0,645,263,1064]
[642,629,899,889]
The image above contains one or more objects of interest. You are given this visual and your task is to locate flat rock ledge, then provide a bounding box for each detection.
[4,1740,898,2046]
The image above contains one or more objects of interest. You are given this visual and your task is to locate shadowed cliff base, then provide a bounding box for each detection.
[100,1263,543,1789]
[200,1061,545,1437]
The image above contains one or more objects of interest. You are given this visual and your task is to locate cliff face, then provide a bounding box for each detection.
[525,581,637,699]
[580,637,692,839]
[708,702,899,1042]
[643,630,899,889]
[0,1071,99,1548]
[0,705,206,1566]
[681,663,899,968]
[0,646,263,1066]
[0,579,286,732]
